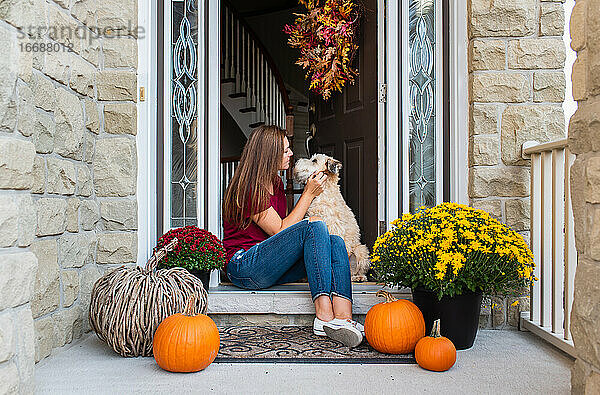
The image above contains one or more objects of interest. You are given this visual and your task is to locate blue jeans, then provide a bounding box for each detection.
[226,219,353,303]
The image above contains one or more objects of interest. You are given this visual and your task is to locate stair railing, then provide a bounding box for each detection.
[520,139,577,357]
[221,2,296,210]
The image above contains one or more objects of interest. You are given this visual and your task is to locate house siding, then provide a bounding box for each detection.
[568,0,600,392]
[0,0,138,389]
[468,0,567,328]
[0,0,578,389]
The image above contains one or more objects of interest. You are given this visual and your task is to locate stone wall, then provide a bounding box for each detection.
[0,0,138,389]
[468,0,567,328]
[568,0,600,392]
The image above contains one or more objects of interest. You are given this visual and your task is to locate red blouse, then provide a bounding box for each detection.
[223,179,287,267]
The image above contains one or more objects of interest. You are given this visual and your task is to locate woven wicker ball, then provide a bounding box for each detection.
[89,238,208,357]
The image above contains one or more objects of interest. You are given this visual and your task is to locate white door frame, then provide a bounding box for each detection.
[448,0,470,207]
[196,0,221,234]
[136,0,158,266]
[379,0,400,233]
[380,0,469,232]
[161,0,172,239]
[201,0,222,287]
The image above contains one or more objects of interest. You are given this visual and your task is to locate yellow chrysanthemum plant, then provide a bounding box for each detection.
[371,203,536,300]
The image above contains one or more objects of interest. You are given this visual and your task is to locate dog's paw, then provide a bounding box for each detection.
[351,275,368,282]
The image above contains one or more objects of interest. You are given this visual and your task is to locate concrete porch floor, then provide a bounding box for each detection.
[35,329,573,394]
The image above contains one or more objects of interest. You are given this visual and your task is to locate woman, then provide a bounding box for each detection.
[222,125,363,347]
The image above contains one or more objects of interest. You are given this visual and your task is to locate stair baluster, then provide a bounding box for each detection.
[260,52,265,124]
[235,18,240,93]
[229,8,234,79]
[274,90,278,126]
[251,40,256,110]
[240,27,245,97]
[265,67,270,125]
[245,32,250,103]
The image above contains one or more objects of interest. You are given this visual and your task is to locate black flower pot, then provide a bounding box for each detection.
[411,287,483,350]
[187,269,211,291]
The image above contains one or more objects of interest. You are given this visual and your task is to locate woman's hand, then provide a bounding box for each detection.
[254,172,326,235]
[304,171,327,198]
[257,172,326,235]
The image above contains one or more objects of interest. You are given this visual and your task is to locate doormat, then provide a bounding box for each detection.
[214,326,416,364]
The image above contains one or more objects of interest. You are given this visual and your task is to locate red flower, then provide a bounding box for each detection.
[154,226,225,271]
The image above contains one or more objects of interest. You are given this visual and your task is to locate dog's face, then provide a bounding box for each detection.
[293,154,342,184]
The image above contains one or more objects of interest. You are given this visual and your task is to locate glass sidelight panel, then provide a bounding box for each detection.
[408,0,437,212]
[170,0,198,227]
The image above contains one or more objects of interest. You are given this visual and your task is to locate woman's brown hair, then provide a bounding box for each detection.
[222,125,286,229]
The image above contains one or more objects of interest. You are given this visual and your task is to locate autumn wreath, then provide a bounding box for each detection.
[283,0,361,100]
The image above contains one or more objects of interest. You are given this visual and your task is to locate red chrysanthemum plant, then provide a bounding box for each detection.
[283,0,361,100]
[155,226,226,273]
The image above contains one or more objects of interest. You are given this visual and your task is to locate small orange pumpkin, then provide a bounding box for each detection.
[153,297,220,372]
[365,290,426,354]
[415,319,457,372]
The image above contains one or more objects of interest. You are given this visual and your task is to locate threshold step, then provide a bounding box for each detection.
[206,283,410,315]
[239,106,257,113]
[249,121,265,128]
[208,313,320,327]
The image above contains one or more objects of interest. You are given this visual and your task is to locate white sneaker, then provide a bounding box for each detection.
[352,320,365,335]
[314,317,364,336]
[313,317,329,336]
[323,318,364,348]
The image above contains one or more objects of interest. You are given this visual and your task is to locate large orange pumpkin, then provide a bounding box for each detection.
[153,297,220,372]
[415,319,457,372]
[364,290,425,354]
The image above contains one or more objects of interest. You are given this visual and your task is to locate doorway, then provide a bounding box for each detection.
[307,0,379,248]
[219,0,381,249]
[154,0,455,286]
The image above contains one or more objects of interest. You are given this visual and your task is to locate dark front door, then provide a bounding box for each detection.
[308,0,378,248]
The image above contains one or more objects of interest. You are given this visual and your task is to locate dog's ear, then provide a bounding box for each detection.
[327,158,342,175]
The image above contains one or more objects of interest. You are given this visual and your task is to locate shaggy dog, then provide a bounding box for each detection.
[293,154,371,282]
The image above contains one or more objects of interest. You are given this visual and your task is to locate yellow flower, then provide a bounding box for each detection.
[370,202,535,295]
[463,230,476,239]
[470,240,483,251]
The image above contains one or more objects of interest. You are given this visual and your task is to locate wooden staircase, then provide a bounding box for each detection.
[220,2,293,137]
